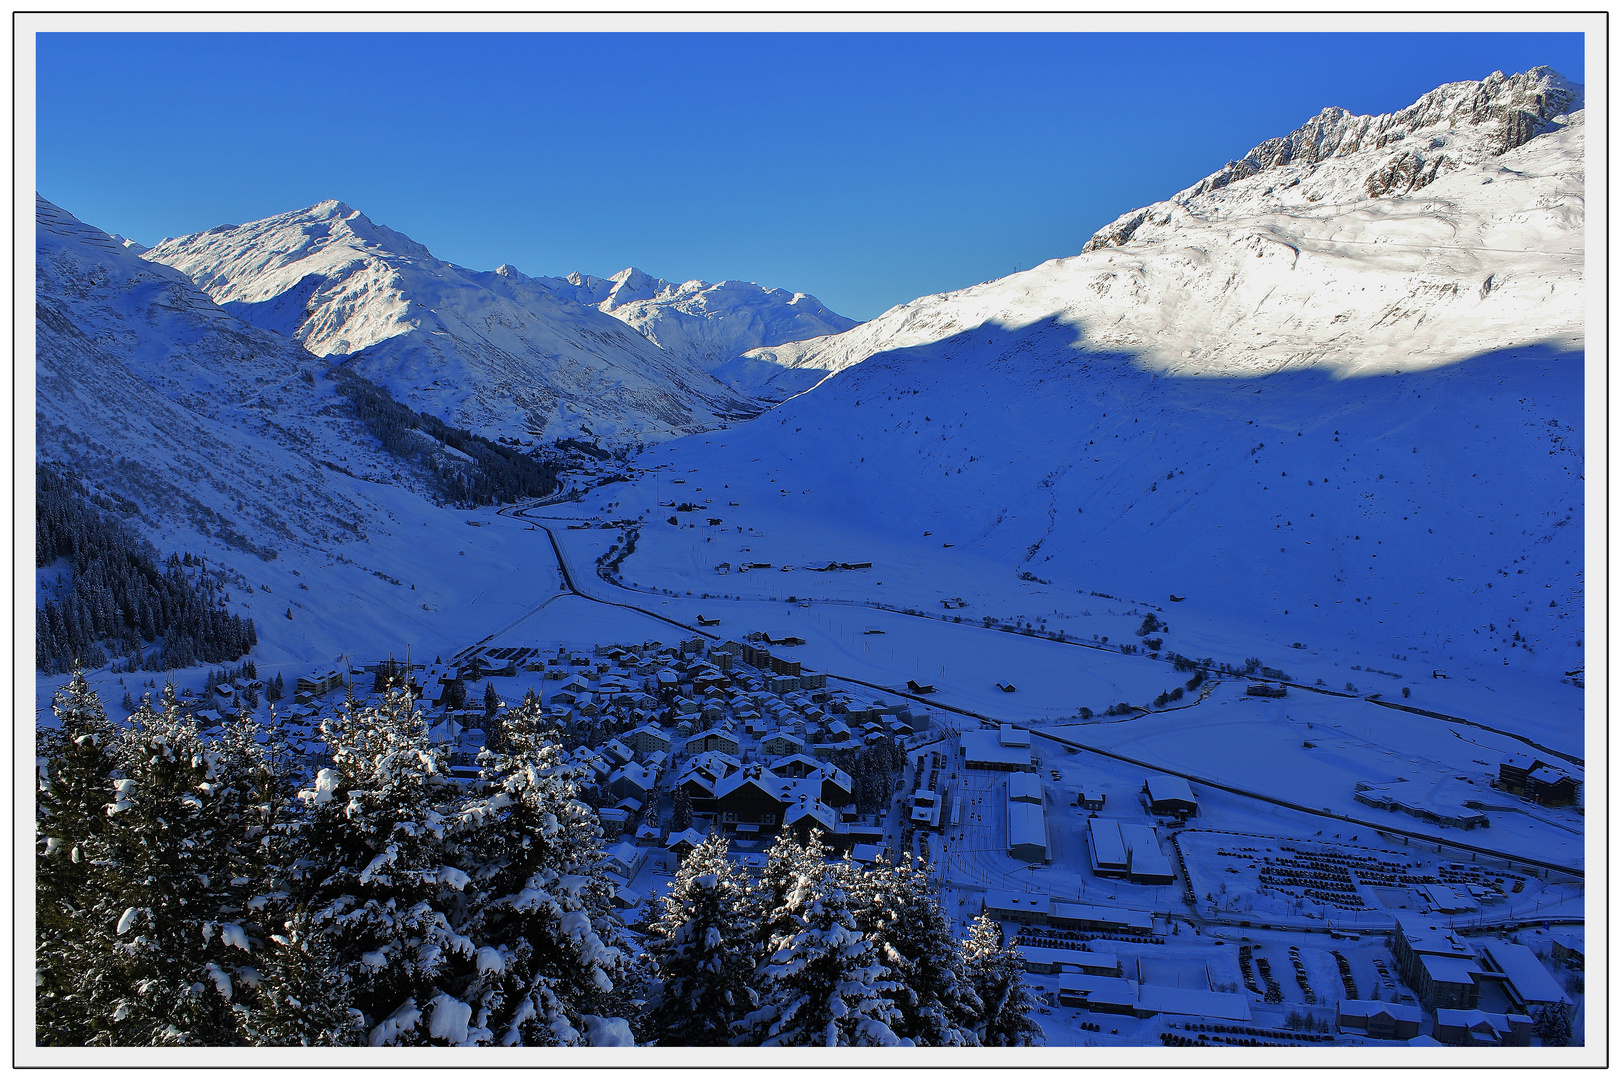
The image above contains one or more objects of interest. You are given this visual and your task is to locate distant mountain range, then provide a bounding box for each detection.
[142,202,857,444]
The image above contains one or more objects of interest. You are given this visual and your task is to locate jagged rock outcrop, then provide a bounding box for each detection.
[1084,66,1581,252]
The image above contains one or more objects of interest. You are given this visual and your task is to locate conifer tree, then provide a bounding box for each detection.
[746,830,820,963]
[448,699,639,1045]
[90,687,258,1044]
[959,914,1043,1047]
[243,911,362,1046]
[644,834,755,1044]
[284,684,468,1045]
[35,670,120,1045]
[739,879,907,1047]
[847,855,978,1045]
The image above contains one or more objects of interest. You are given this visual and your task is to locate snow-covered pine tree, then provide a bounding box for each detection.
[959,914,1043,1047]
[90,687,255,1044]
[846,855,978,1045]
[448,699,639,1046]
[36,669,121,1045]
[746,829,819,965]
[739,878,908,1047]
[643,833,756,1044]
[1533,1000,1575,1046]
[285,683,470,1045]
[242,910,361,1046]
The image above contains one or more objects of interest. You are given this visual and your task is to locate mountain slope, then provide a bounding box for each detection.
[637,69,1586,683]
[737,67,1582,395]
[143,202,764,446]
[37,195,373,561]
[36,196,565,670]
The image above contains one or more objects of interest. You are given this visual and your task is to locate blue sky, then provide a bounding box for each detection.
[36,31,1584,320]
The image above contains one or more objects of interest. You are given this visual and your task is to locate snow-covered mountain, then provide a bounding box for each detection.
[37,195,378,560]
[36,196,563,669]
[547,267,857,394]
[141,203,850,443]
[644,68,1585,679]
[738,67,1583,397]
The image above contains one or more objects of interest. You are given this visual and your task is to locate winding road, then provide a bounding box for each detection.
[480,498,1585,883]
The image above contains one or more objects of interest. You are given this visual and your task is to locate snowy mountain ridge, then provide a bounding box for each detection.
[547,266,858,383]
[1084,65,1582,251]
[36,195,397,564]
[730,68,1582,396]
[143,203,853,443]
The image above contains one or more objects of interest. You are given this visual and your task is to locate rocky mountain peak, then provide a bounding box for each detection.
[1084,66,1583,252]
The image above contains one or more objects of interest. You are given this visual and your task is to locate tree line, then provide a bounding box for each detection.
[327,368,560,508]
[35,464,257,674]
[36,673,1042,1048]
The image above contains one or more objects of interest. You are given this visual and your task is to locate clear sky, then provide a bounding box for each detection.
[36,31,1585,320]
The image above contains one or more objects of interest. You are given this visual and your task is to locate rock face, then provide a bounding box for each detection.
[143,202,764,445]
[1084,67,1581,251]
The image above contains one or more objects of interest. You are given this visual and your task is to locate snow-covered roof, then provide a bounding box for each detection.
[1008,772,1043,803]
[1338,1000,1423,1023]
[985,890,1049,916]
[1056,973,1138,1009]
[1007,800,1048,856]
[961,729,1032,768]
[1136,984,1251,1023]
[1145,775,1196,804]
[1088,818,1128,868]
[998,724,1031,748]
[1480,941,1571,1006]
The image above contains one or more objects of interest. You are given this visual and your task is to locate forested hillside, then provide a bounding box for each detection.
[36,465,257,673]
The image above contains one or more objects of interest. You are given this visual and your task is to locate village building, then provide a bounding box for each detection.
[1008,772,1044,804]
[685,728,741,755]
[982,892,1152,936]
[1335,1000,1424,1040]
[1433,1009,1533,1047]
[1143,775,1198,816]
[1477,941,1572,1013]
[1007,798,1049,863]
[626,724,672,756]
[1392,918,1482,1010]
[665,828,709,858]
[760,731,806,756]
[1056,973,1140,1014]
[1497,755,1583,807]
[1018,946,1120,977]
[960,728,1035,772]
[608,762,658,803]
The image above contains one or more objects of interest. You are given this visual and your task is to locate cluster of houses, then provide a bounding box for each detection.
[286,635,927,858]
[1351,916,1575,1045]
[1329,918,1574,1045]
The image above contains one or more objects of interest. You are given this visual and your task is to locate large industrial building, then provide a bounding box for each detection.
[1086,818,1176,884]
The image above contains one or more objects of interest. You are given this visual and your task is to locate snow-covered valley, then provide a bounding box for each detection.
[33,65,1588,1053]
